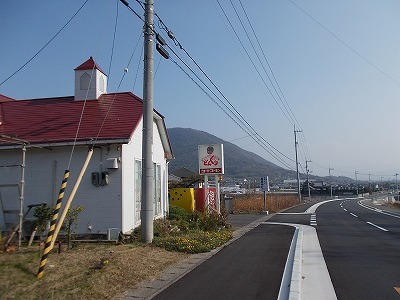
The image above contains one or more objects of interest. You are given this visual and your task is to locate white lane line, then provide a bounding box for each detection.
[358,201,400,219]
[366,222,388,232]
[343,208,347,212]
[350,213,358,218]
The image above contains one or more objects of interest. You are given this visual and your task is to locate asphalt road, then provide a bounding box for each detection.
[317,198,400,300]
[153,224,294,300]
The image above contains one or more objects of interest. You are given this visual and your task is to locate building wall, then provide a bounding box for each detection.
[0,145,123,234]
[0,122,170,235]
[120,118,169,232]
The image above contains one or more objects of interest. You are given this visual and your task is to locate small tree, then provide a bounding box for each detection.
[61,205,84,250]
[32,204,53,243]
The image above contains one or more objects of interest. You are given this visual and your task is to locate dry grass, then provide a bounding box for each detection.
[0,243,188,299]
[0,194,300,299]
[232,192,299,214]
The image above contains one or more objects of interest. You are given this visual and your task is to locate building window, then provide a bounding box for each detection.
[80,72,91,90]
[134,159,142,222]
[99,76,105,92]
[154,163,161,215]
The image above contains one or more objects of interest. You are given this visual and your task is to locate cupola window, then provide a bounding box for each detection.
[80,73,91,90]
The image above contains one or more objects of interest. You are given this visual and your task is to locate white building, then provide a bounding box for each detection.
[0,57,173,235]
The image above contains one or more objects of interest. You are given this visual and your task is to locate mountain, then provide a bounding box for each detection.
[167,127,298,181]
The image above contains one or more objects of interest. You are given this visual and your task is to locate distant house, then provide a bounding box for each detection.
[0,57,173,235]
[170,167,198,179]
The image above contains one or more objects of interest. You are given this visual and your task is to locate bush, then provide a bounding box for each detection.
[129,206,233,253]
[168,205,188,222]
[153,230,233,253]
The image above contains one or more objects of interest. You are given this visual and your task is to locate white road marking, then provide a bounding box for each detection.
[350,213,358,218]
[343,208,347,212]
[366,222,388,232]
[358,201,400,219]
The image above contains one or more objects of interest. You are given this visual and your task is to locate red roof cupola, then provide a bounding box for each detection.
[74,57,108,101]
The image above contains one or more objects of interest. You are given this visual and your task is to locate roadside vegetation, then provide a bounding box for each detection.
[0,193,298,299]
[232,192,299,213]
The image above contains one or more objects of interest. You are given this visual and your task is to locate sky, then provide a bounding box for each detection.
[1,0,400,182]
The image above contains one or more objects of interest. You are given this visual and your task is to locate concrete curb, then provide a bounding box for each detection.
[118,214,272,299]
[267,222,337,300]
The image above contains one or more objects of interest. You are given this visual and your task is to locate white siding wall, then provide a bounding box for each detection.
[0,118,169,234]
[0,145,123,234]
[153,123,167,217]
[121,119,143,232]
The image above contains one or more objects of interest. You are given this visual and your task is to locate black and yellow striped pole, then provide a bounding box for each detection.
[37,170,70,279]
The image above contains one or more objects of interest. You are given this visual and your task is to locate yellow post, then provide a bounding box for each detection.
[37,170,69,279]
[37,147,93,279]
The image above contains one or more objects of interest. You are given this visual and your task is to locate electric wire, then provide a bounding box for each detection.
[122,0,297,169]
[154,17,296,166]
[132,39,143,92]
[94,31,142,142]
[230,0,298,127]
[238,0,301,129]
[106,0,119,82]
[289,0,400,88]
[169,55,295,171]
[153,14,296,166]
[0,0,90,87]
[92,0,121,138]
[166,41,296,168]
[68,0,114,169]
[216,0,294,125]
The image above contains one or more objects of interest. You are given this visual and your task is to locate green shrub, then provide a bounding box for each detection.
[153,230,233,253]
[168,205,188,221]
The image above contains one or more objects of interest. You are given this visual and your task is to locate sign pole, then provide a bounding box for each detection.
[215,175,220,213]
[205,175,209,213]
[263,190,267,212]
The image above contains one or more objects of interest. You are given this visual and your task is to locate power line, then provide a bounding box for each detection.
[216,0,294,125]
[0,0,90,87]
[238,0,302,129]
[289,0,400,88]
[123,1,297,170]
[168,50,295,170]
[231,0,300,128]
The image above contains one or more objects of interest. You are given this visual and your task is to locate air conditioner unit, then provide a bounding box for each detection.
[106,158,118,169]
[107,228,119,241]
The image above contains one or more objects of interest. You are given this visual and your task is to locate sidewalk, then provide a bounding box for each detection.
[118,214,272,299]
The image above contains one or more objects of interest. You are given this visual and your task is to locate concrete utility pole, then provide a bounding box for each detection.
[294,126,302,201]
[141,0,155,243]
[395,173,399,197]
[355,171,359,195]
[329,166,334,198]
[306,160,312,198]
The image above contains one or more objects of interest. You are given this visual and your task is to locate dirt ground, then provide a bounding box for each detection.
[0,242,189,299]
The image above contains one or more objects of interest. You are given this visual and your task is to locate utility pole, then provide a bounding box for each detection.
[329,166,334,198]
[395,173,399,197]
[306,160,312,198]
[141,0,155,243]
[294,126,302,201]
[368,173,371,192]
[355,171,358,195]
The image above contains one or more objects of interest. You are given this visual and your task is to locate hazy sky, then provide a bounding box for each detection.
[1,1,400,181]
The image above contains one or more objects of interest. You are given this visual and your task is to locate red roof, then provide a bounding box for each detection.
[74,56,107,75]
[0,92,144,145]
[0,94,15,103]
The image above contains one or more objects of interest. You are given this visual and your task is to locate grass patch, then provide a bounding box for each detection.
[153,230,233,253]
